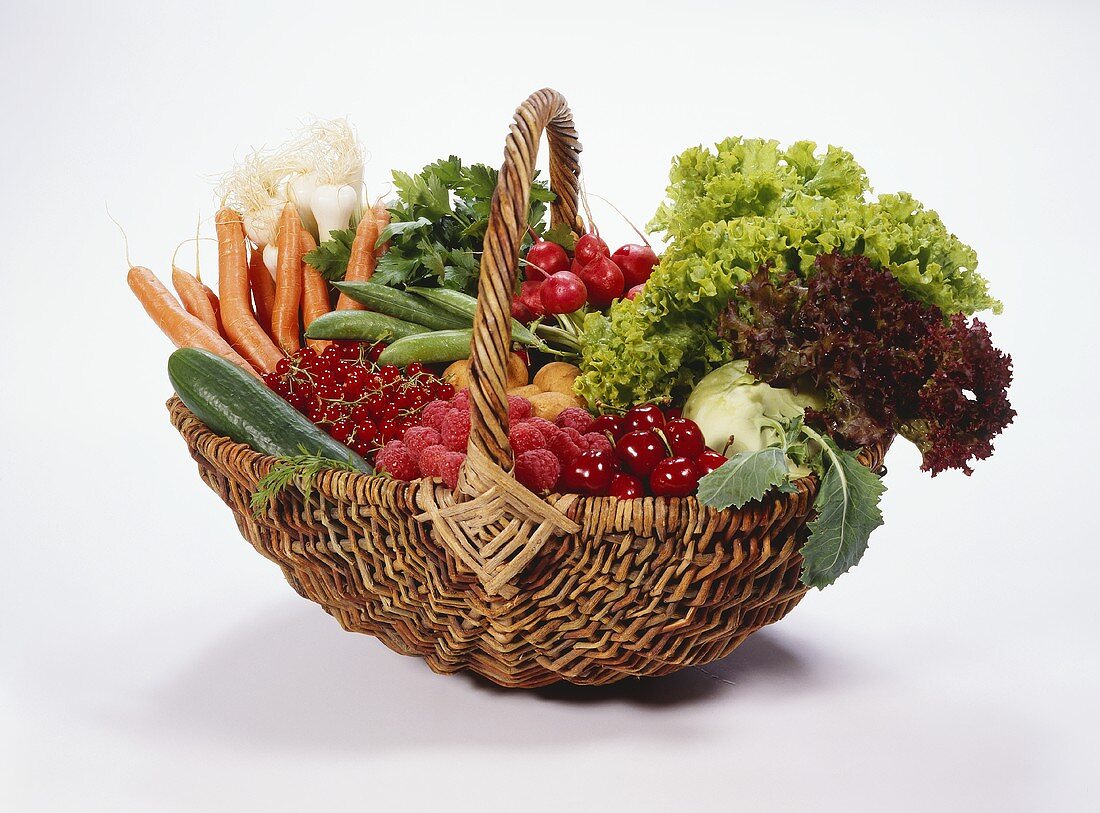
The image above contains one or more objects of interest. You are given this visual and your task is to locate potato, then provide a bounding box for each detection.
[533,361,580,395]
[530,391,585,421]
[443,359,472,390]
[507,384,543,399]
[507,352,529,388]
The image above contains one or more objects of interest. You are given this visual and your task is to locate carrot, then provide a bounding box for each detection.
[248,241,276,333]
[215,208,283,373]
[335,213,379,311]
[271,203,304,355]
[128,266,257,376]
[201,283,224,333]
[300,230,332,353]
[372,201,391,258]
[172,265,220,332]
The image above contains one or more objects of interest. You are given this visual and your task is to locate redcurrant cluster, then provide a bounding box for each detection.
[261,342,456,460]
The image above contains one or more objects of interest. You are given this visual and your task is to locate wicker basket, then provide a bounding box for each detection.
[169,88,888,688]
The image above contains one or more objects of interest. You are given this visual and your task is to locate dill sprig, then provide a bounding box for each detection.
[251,452,365,517]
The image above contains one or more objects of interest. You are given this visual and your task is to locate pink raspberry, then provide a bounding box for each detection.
[439,451,467,490]
[525,417,558,442]
[419,400,452,431]
[555,407,594,433]
[375,441,419,481]
[440,409,472,452]
[514,449,560,493]
[450,389,471,414]
[583,432,613,455]
[548,426,584,463]
[507,395,533,422]
[419,444,450,478]
[508,422,546,456]
[403,426,442,459]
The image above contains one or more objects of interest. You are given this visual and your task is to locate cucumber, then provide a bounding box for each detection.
[305,311,429,342]
[406,286,544,348]
[331,281,467,330]
[168,348,371,472]
[376,329,474,367]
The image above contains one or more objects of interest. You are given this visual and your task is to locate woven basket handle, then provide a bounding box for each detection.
[465,89,583,479]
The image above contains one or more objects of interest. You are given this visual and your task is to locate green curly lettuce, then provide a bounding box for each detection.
[576,138,1000,409]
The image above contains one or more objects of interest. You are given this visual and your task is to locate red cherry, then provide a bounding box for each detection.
[609,473,645,500]
[540,271,588,314]
[559,449,616,495]
[574,233,610,266]
[698,450,728,475]
[649,457,700,497]
[577,255,625,309]
[623,404,665,433]
[591,414,624,440]
[664,406,683,421]
[664,418,706,458]
[615,430,667,478]
[610,244,659,289]
[525,239,570,278]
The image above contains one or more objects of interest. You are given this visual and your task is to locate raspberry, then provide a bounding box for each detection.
[555,407,594,434]
[375,441,419,481]
[525,417,558,442]
[549,426,584,463]
[403,426,442,459]
[450,388,471,414]
[419,444,450,478]
[440,451,467,490]
[440,409,472,452]
[583,432,613,455]
[514,449,560,493]
[419,400,452,431]
[508,422,546,456]
[507,395,533,422]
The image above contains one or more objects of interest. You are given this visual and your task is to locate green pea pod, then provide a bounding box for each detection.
[406,286,544,348]
[331,281,467,330]
[376,329,474,367]
[305,311,430,342]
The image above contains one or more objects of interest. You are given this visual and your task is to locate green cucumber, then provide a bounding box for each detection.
[406,286,544,348]
[376,329,474,367]
[305,311,429,342]
[331,281,467,330]
[168,348,371,472]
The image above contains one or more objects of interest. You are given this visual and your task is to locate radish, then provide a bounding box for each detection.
[519,279,547,317]
[611,244,659,289]
[625,283,646,300]
[578,255,624,309]
[526,239,570,277]
[575,233,609,266]
[540,271,587,314]
[512,296,535,323]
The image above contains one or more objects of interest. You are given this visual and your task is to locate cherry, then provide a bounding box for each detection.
[591,414,624,440]
[610,244,659,289]
[664,418,706,458]
[623,404,665,433]
[574,233,610,266]
[649,457,700,497]
[577,255,624,309]
[610,473,645,500]
[540,271,588,314]
[559,449,616,495]
[615,430,667,478]
[664,406,683,421]
[525,239,570,277]
[698,450,728,475]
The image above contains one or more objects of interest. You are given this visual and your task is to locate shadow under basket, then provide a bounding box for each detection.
[167,88,888,688]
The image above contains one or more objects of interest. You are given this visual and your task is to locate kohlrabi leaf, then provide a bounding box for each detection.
[800,436,886,589]
[696,447,790,510]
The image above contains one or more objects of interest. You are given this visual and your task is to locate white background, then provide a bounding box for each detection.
[3,1,1098,810]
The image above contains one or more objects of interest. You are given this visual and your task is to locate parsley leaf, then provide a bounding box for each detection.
[302,227,357,281]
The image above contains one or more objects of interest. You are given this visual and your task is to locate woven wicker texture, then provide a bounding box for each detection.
[169,89,889,687]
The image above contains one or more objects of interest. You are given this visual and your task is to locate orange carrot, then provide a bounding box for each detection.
[215,208,283,373]
[201,283,224,333]
[128,266,257,376]
[271,204,304,355]
[372,201,391,258]
[335,214,379,310]
[300,231,331,353]
[172,265,220,332]
[248,241,276,332]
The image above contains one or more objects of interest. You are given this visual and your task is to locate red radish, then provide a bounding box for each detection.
[578,255,624,308]
[519,279,547,318]
[611,244,659,289]
[625,283,646,300]
[540,271,587,314]
[575,233,609,266]
[511,296,535,323]
[526,239,570,277]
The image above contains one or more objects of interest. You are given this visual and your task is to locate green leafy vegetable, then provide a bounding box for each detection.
[543,222,578,251]
[302,227,357,281]
[696,447,789,510]
[251,451,363,517]
[576,138,1001,409]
